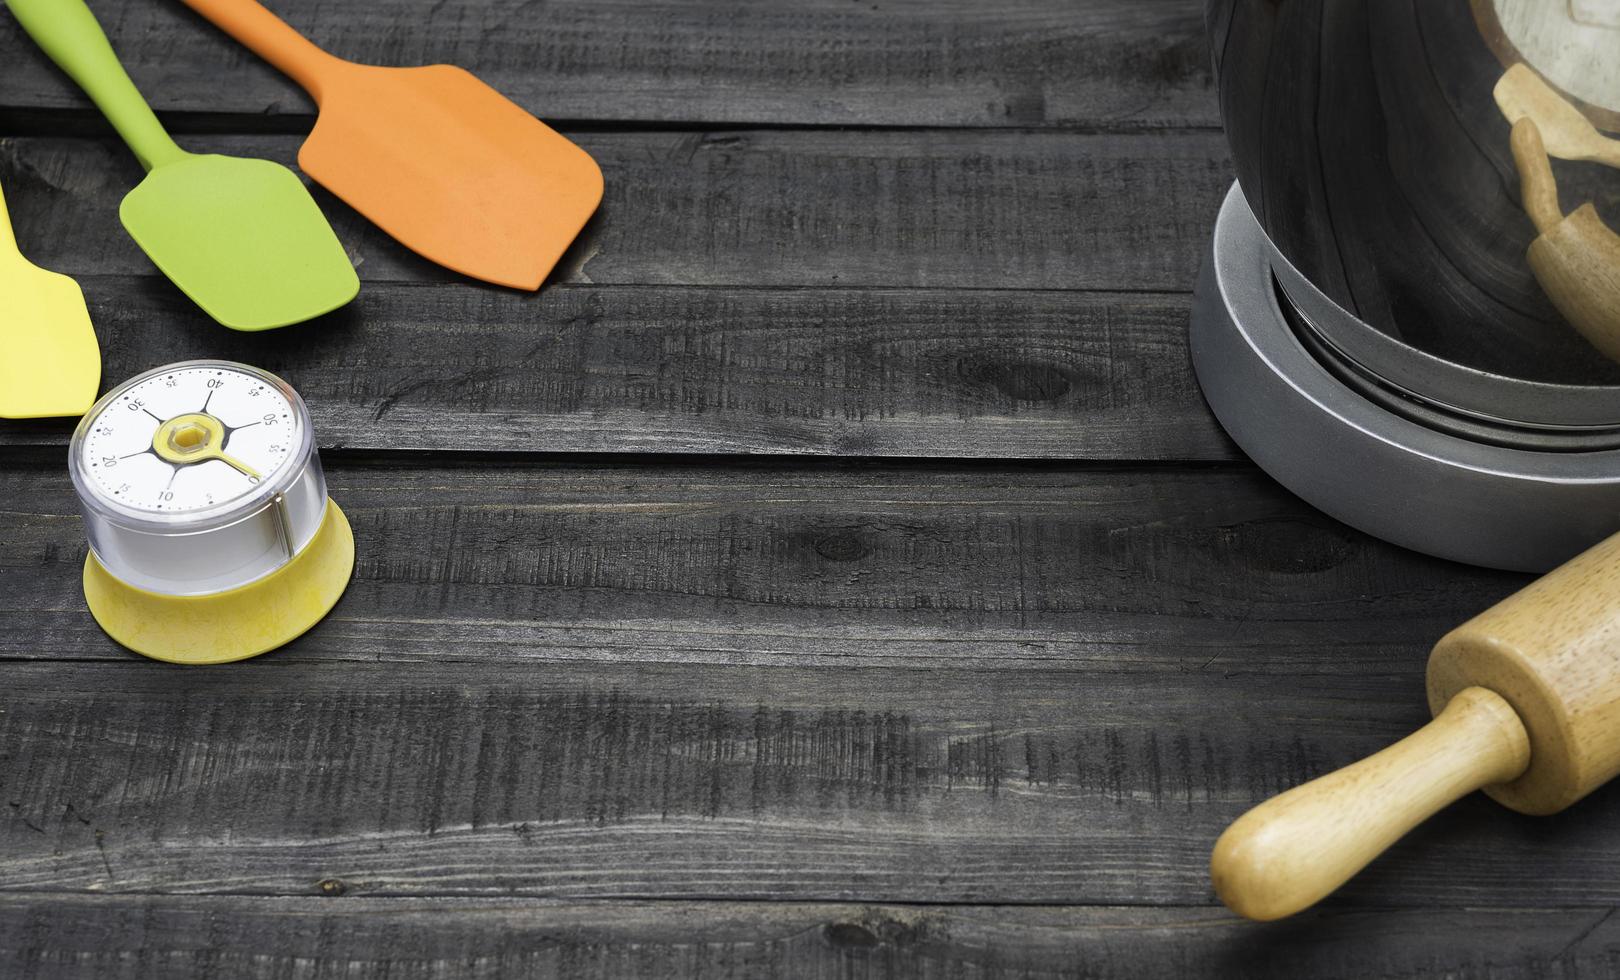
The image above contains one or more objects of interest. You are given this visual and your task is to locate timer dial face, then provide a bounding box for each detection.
[79,365,301,515]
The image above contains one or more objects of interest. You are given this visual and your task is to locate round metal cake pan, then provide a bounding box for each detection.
[1191,183,1620,572]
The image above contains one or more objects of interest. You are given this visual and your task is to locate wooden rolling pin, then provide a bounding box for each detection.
[1211,529,1620,921]
[1510,118,1620,364]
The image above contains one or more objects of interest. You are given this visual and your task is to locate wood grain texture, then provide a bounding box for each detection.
[4,897,1620,980]
[0,653,1425,904]
[0,279,1233,460]
[1,460,1525,668]
[0,131,1232,289]
[0,0,1215,130]
[8,608,1620,908]
[1212,687,1532,921]
[8,461,1598,911]
[3,0,1591,961]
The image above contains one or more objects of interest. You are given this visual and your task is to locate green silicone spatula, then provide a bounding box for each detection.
[4,0,358,331]
[0,178,99,418]
[178,0,603,291]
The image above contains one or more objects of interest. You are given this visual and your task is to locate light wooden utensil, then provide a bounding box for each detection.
[1495,63,1620,169]
[1212,528,1620,921]
[1509,119,1620,364]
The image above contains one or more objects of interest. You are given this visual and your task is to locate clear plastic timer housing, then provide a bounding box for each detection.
[69,360,328,596]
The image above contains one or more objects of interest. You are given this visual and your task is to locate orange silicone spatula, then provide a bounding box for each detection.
[180,0,604,291]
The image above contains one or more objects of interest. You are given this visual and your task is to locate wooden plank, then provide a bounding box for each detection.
[0,0,1216,130]
[0,460,1525,668]
[0,654,1423,905]
[6,638,1618,908]
[0,131,1232,290]
[8,461,1595,910]
[3,896,1618,980]
[0,280,1233,460]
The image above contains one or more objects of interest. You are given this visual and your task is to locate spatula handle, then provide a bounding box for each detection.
[4,0,185,171]
[179,0,346,101]
[1210,686,1531,921]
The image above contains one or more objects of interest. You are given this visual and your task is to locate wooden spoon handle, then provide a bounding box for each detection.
[1210,687,1530,921]
[1510,117,1620,363]
[1512,119,1563,234]
[180,0,346,101]
[1598,141,1620,172]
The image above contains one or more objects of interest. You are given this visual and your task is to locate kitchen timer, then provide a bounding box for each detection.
[69,360,354,663]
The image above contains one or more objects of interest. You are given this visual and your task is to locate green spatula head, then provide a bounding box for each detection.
[121,154,358,331]
[6,0,358,331]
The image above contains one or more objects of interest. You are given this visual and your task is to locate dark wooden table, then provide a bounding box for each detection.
[3,2,1617,976]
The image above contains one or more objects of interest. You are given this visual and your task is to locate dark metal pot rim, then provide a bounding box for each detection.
[1265,226,1620,434]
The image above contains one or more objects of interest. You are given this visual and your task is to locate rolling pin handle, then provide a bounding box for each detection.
[1210,687,1530,921]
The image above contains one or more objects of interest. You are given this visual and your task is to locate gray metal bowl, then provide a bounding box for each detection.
[1194,1,1620,569]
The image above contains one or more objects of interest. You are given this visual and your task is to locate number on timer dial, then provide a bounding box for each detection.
[80,366,299,513]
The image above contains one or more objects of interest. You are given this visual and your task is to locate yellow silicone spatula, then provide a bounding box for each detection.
[0,178,99,419]
[179,0,603,291]
[4,0,359,331]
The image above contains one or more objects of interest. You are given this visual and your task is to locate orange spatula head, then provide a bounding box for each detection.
[181,0,603,291]
[302,63,602,290]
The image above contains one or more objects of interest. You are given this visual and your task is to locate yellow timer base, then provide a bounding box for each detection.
[83,500,356,665]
